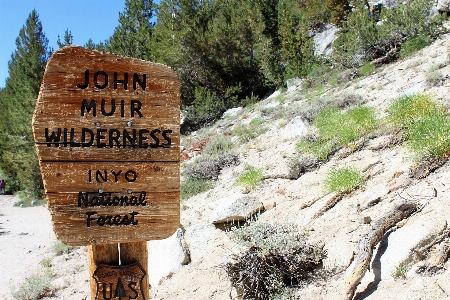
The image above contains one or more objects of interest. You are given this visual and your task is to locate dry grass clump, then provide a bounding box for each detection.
[225,222,325,299]
[12,269,53,300]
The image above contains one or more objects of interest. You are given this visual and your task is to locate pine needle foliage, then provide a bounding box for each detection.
[0,9,49,199]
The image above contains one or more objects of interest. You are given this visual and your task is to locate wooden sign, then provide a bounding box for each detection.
[93,263,146,300]
[32,46,180,246]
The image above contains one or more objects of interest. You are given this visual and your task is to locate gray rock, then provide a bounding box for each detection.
[379,213,446,280]
[50,278,70,290]
[286,77,302,88]
[222,107,243,119]
[184,223,217,263]
[148,225,190,287]
[323,237,354,272]
[437,0,450,11]
[31,243,41,249]
[400,81,426,97]
[209,194,263,224]
[281,116,309,140]
[313,24,339,57]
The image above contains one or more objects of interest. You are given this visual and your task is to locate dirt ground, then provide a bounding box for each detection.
[0,195,90,299]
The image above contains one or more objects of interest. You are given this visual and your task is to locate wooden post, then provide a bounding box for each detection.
[120,241,149,299]
[89,243,120,299]
[32,47,179,300]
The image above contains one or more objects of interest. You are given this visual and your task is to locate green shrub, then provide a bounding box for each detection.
[233,118,269,143]
[12,269,53,300]
[296,139,335,161]
[406,114,450,159]
[387,93,444,128]
[184,152,239,180]
[359,62,375,76]
[226,222,324,299]
[399,35,431,59]
[53,241,73,255]
[235,166,264,189]
[181,177,215,200]
[391,263,408,279]
[39,258,52,268]
[324,166,363,193]
[314,106,377,145]
[425,71,443,87]
[203,134,234,156]
[332,0,442,67]
[14,192,47,207]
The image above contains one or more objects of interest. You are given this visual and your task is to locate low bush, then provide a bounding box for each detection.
[387,93,444,129]
[53,241,74,256]
[314,106,377,145]
[406,114,450,159]
[391,263,408,279]
[425,71,443,87]
[359,62,375,76]
[235,166,264,189]
[226,222,325,299]
[181,177,215,200]
[324,166,363,193]
[14,192,46,207]
[184,152,239,180]
[233,117,269,142]
[12,269,53,300]
[296,139,336,162]
[39,258,52,268]
[332,0,443,67]
[398,35,431,59]
[203,134,234,156]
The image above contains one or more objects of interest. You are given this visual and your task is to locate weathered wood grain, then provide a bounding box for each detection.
[33,46,180,246]
[341,201,417,300]
[89,244,120,297]
[35,145,179,162]
[40,161,179,193]
[48,191,179,245]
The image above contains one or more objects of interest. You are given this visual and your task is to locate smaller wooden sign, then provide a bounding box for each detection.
[93,262,146,300]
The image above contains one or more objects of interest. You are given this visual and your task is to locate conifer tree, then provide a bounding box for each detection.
[0,9,49,198]
[108,0,156,60]
[57,29,73,48]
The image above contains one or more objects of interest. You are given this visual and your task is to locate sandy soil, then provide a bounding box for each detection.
[0,195,90,299]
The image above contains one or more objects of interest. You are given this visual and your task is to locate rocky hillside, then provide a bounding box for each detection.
[149,32,450,300]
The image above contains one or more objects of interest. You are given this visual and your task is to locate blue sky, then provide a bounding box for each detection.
[0,0,127,88]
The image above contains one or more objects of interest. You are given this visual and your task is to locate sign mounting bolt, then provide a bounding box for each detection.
[127,121,132,127]
[95,122,101,127]
[127,189,133,194]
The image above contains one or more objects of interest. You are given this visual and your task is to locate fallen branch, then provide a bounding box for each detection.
[313,192,345,219]
[341,201,418,300]
[414,228,450,258]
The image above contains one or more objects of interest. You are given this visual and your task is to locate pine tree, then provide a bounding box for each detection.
[57,29,73,48]
[84,38,109,51]
[108,0,156,60]
[0,9,50,198]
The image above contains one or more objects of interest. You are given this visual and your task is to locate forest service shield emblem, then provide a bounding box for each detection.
[93,262,146,300]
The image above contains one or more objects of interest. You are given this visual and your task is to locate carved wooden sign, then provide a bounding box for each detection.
[32,46,180,246]
[93,263,146,300]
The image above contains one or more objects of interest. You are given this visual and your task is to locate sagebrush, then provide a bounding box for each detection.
[226,222,325,299]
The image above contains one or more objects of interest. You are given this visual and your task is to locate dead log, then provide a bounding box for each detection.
[341,201,418,300]
[313,192,345,219]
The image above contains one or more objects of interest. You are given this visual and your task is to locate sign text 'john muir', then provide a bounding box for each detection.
[32,46,180,246]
